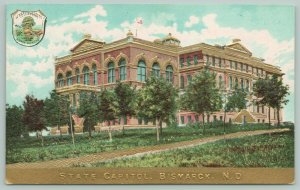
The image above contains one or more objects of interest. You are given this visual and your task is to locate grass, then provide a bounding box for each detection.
[88,130,294,168]
[6,123,292,164]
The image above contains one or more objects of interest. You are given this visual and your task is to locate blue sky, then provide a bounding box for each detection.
[6,4,294,121]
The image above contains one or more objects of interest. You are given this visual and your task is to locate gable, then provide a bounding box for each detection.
[70,39,104,53]
[226,43,252,56]
[233,109,256,123]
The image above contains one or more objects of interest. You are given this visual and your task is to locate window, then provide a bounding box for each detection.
[206,55,209,65]
[219,75,223,88]
[166,65,173,83]
[144,117,148,125]
[258,119,260,123]
[108,62,115,83]
[75,68,80,84]
[188,116,192,123]
[187,75,192,84]
[119,59,126,81]
[212,57,215,66]
[207,115,210,123]
[138,117,142,125]
[193,55,198,65]
[241,78,244,90]
[180,116,184,124]
[57,73,64,87]
[66,71,72,86]
[180,58,184,68]
[213,115,217,121]
[246,65,248,73]
[235,62,238,70]
[220,116,223,121]
[152,62,160,78]
[246,80,249,92]
[262,119,265,123]
[137,60,146,82]
[230,61,233,69]
[235,77,238,88]
[92,64,97,85]
[257,105,260,113]
[187,56,191,67]
[229,76,233,89]
[218,59,221,68]
[180,75,185,89]
[241,63,244,71]
[262,106,264,114]
[83,66,89,85]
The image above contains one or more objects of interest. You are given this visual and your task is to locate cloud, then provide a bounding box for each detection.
[74,5,107,22]
[6,7,294,103]
[184,16,200,27]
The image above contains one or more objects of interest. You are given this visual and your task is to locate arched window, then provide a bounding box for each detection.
[108,62,115,83]
[83,66,89,85]
[66,71,72,86]
[57,73,64,87]
[119,59,126,81]
[152,62,160,78]
[137,60,146,82]
[75,68,80,84]
[235,77,238,88]
[92,64,97,85]
[219,75,223,88]
[229,76,233,89]
[166,65,173,83]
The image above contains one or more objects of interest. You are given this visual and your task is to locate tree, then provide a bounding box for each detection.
[114,81,137,134]
[137,76,178,141]
[77,92,99,138]
[98,89,118,141]
[224,87,247,130]
[6,104,26,138]
[22,95,46,146]
[269,76,289,126]
[44,90,70,135]
[253,75,289,126]
[180,67,222,134]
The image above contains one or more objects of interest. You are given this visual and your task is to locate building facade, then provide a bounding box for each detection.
[54,31,283,129]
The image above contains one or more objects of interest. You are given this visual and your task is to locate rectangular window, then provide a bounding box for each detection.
[246,65,248,73]
[262,119,265,123]
[235,62,238,70]
[144,118,148,125]
[257,106,260,113]
[138,117,142,125]
[187,57,191,66]
[241,63,243,71]
[220,116,223,121]
[180,58,184,68]
[230,61,233,69]
[188,116,192,123]
[207,115,210,123]
[219,59,221,68]
[180,76,185,89]
[187,75,192,84]
[213,115,217,121]
[180,116,185,124]
[212,57,215,66]
[206,55,209,65]
[262,106,264,114]
[193,55,198,65]
[258,119,260,123]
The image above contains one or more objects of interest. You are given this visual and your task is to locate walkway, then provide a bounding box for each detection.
[6,128,290,168]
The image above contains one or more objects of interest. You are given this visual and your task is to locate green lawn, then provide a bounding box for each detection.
[89,130,294,168]
[6,123,292,164]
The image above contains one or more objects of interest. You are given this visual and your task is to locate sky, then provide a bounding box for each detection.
[6,4,295,122]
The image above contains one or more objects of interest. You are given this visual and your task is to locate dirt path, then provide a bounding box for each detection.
[6,128,290,169]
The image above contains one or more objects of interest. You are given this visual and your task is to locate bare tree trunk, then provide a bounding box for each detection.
[277,108,280,127]
[202,114,205,134]
[159,120,163,138]
[156,117,160,142]
[223,111,227,134]
[108,126,112,142]
[268,106,271,127]
[40,131,44,147]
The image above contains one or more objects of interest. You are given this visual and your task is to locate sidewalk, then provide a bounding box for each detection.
[6,128,290,169]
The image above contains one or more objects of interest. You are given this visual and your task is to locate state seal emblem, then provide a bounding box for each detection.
[11,10,47,47]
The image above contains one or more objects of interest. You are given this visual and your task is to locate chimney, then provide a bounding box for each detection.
[232,38,241,43]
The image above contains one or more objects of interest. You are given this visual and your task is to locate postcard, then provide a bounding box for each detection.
[6,4,294,184]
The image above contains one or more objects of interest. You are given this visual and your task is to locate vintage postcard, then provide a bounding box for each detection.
[6,4,294,184]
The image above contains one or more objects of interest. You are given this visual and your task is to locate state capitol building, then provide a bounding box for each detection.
[54,31,283,129]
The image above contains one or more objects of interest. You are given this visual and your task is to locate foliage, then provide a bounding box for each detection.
[98,89,118,124]
[6,123,287,164]
[44,90,70,128]
[225,87,247,112]
[22,95,46,133]
[77,92,100,137]
[91,131,294,168]
[6,104,27,138]
[180,67,222,133]
[253,75,289,125]
[136,76,178,141]
[114,81,137,124]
